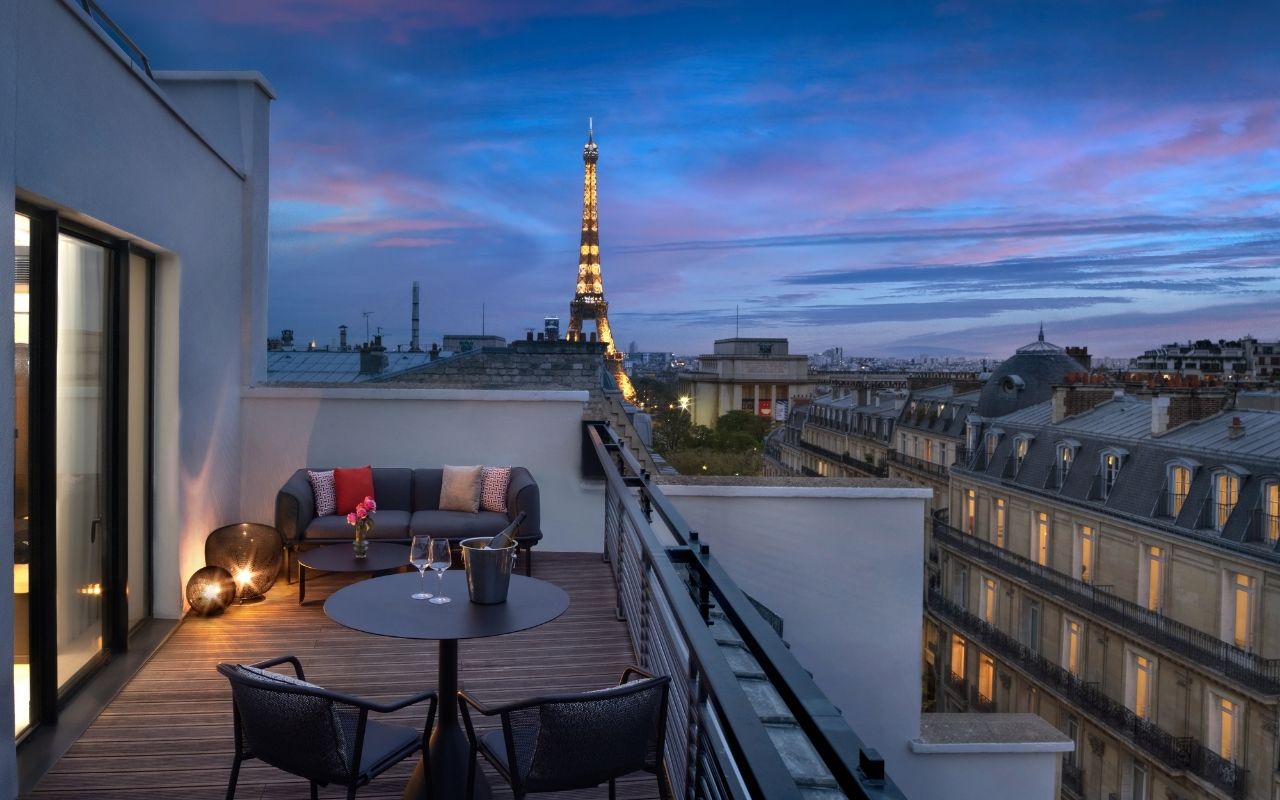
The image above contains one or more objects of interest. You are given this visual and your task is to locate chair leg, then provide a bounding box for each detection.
[225,755,241,800]
[466,744,477,800]
[310,780,319,800]
[609,777,616,800]
[347,783,358,800]
[656,761,672,800]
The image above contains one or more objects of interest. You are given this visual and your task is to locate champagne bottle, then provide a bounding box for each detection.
[487,511,527,550]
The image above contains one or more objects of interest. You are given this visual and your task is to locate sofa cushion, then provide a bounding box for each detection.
[371,468,413,513]
[410,510,509,541]
[440,465,482,513]
[307,470,336,516]
[306,510,410,541]
[333,466,374,515]
[412,469,443,512]
[480,467,511,513]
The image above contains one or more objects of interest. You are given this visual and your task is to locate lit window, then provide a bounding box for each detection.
[1168,464,1192,517]
[950,634,967,680]
[978,654,995,702]
[1224,572,1255,651]
[1263,481,1279,543]
[965,489,976,535]
[1101,451,1122,498]
[1140,545,1165,613]
[1126,651,1155,720]
[1035,511,1050,566]
[1062,618,1082,675]
[1208,692,1241,763]
[980,576,998,624]
[923,438,934,464]
[1214,471,1240,531]
[1074,524,1096,584]
[1055,443,1076,487]
[985,431,1000,463]
[1013,436,1029,470]
[993,498,1006,548]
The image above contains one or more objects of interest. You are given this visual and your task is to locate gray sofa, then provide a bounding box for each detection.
[275,467,542,577]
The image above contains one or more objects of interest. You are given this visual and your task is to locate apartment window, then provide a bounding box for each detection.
[980,576,998,625]
[950,634,967,680]
[1208,691,1242,763]
[923,438,933,464]
[900,433,908,453]
[1168,464,1192,517]
[978,654,995,702]
[1131,762,1148,800]
[1065,716,1079,766]
[1055,442,1076,487]
[1214,470,1240,531]
[1074,524,1096,584]
[1062,618,1083,676]
[1223,572,1256,651]
[939,442,948,467]
[1126,650,1156,720]
[954,564,969,609]
[965,489,976,535]
[984,430,1000,463]
[1139,545,1166,613]
[1035,511,1050,566]
[1023,599,1041,654]
[1263,480,1279,543]
[1013,435,1030,471]
[993,498,1006,548]
[1023,685,1039,714]
[1101,450,1123,499]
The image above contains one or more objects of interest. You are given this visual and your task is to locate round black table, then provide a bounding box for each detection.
[324,571,570,800]
[296,542,409,604]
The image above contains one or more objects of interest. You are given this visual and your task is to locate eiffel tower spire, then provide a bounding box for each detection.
[567,121,634,400]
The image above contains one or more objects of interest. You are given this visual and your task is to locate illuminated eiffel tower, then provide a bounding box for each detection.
[567,120,634,400]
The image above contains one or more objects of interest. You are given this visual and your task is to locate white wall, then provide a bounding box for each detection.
[239,388,606,553]
[660,484,931,780]
[9,1,273,624]
[907,750,1063,800]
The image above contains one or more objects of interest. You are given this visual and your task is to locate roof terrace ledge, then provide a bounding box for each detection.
[242,385,591,403]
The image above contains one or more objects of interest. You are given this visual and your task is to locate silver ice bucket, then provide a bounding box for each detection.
[460,537,517,604]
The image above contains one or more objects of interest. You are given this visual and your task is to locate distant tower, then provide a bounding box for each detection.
[566,119,634,400]
[409,281,422,352]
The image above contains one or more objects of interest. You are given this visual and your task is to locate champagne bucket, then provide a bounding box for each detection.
[460,537,517,604]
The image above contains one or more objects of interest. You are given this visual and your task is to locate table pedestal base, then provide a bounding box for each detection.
[403,639,490,800]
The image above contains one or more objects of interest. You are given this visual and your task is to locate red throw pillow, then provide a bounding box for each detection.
[333,465,375,515]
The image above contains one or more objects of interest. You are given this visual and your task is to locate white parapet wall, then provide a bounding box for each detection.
[658,477,1069,800]
[238,387,605,559]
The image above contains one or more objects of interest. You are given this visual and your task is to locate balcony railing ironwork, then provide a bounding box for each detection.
[932,512,1280,694]
[887,450,950,478]
[1247,508,1280,549]
[796,439,888,477]
[927,590,1248,799]
[1061,761,1084,798]
[590,423,904,799]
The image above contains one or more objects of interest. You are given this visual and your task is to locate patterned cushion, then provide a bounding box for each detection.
[480,467,512,513]
[440,465,483,513]
[308,470,336,517]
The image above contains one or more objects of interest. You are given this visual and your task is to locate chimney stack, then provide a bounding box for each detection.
[338,324,348,351]
[1228,416,1246,439]
[1052,384,1115,423]
[409,284,424,353]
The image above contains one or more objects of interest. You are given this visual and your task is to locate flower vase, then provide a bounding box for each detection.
[353,521,370,559]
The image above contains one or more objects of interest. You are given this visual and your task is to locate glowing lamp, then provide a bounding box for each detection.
[204,523,283,603]
[186,566,235,616]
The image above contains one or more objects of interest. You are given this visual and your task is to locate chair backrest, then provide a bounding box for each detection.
[218,664,357,785]
[504,676,669,793]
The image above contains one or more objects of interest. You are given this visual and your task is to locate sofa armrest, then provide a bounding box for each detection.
[275,469,316,548]
[506,467,541,544]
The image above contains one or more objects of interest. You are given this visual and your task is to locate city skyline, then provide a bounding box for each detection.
[106,0,1280,358]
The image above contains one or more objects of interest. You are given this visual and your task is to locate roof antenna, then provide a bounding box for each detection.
[588,116,593,141]
[1038,321,1044,342]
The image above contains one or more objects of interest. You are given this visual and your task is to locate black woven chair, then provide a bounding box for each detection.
[459,666,670,800]
[217,656,437,800]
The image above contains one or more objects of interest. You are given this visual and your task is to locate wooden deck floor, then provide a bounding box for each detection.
[23,553,661,800]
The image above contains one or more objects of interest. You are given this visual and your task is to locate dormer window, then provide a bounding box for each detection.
[1012,435,1033,472]
[1054,441,1079,488]
[1214,470,1241,532]
[984,430,1001,463]
[1265,481,1279,544]
[1099,449,1125,499]
[1165,461,1196,518]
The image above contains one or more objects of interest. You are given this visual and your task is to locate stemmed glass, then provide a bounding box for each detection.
[408,535,433,600]
[427,538,452,604]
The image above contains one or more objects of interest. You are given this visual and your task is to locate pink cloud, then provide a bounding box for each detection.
[302,217,470,235]
[373,236,451,248]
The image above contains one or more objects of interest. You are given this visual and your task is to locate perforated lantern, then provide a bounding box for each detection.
[205,523,283,603]
[186,566,236,616]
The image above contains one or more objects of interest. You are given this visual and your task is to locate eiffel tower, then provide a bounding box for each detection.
[567,120,634,400]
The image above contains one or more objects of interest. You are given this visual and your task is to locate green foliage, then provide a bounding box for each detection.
[664,448,763,477]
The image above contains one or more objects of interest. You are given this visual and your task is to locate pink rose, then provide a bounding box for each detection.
[346,512,357,525]
[364,496,377,512]
[356,505,368,519]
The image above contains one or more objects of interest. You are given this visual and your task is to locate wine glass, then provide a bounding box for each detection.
[427,538,452,605]
[409,535,433,600]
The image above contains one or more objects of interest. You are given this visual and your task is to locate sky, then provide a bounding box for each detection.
[106,0,1280,358]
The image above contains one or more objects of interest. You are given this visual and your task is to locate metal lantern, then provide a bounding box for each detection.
[186,566,236,616]
[205,523,283,603]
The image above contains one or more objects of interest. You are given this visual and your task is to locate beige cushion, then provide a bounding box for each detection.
[440,465,483,513]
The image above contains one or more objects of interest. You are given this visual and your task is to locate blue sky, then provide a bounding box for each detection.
[109,0,1279,357]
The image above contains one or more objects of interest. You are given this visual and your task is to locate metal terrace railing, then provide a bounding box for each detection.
[932,512,1280,694]
[589,423,903,799]
[78,0,153,77]
[927,590,1248,799]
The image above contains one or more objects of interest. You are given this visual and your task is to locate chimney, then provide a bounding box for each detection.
[409,281,422,352]
[1151,396,1171,436]
[338,324,348,351]
[1051,384,1115,423]
[1228,416,1246,439]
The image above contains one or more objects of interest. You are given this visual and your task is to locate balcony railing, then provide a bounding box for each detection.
[927,590,1248,799]
[590,423,903,799]
[887,450,950,478]
[970,686,996,713]
[1061,761,1084,798]
[796,439,888,477]
[1247,508,1280,549]
[78,0,154,77]
[945,670,969,699]
[932,513,1280,694]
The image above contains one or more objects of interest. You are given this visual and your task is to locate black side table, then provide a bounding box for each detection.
[296,542,409,604]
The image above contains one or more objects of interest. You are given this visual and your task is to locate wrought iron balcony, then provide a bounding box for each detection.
[932,513,1280,694]
[927,590,1248,799]
[794,438,889,477]
[1061,761,1084,798]
[887,450,950,478]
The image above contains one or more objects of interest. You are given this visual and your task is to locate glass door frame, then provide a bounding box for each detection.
[15,200,154,739]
